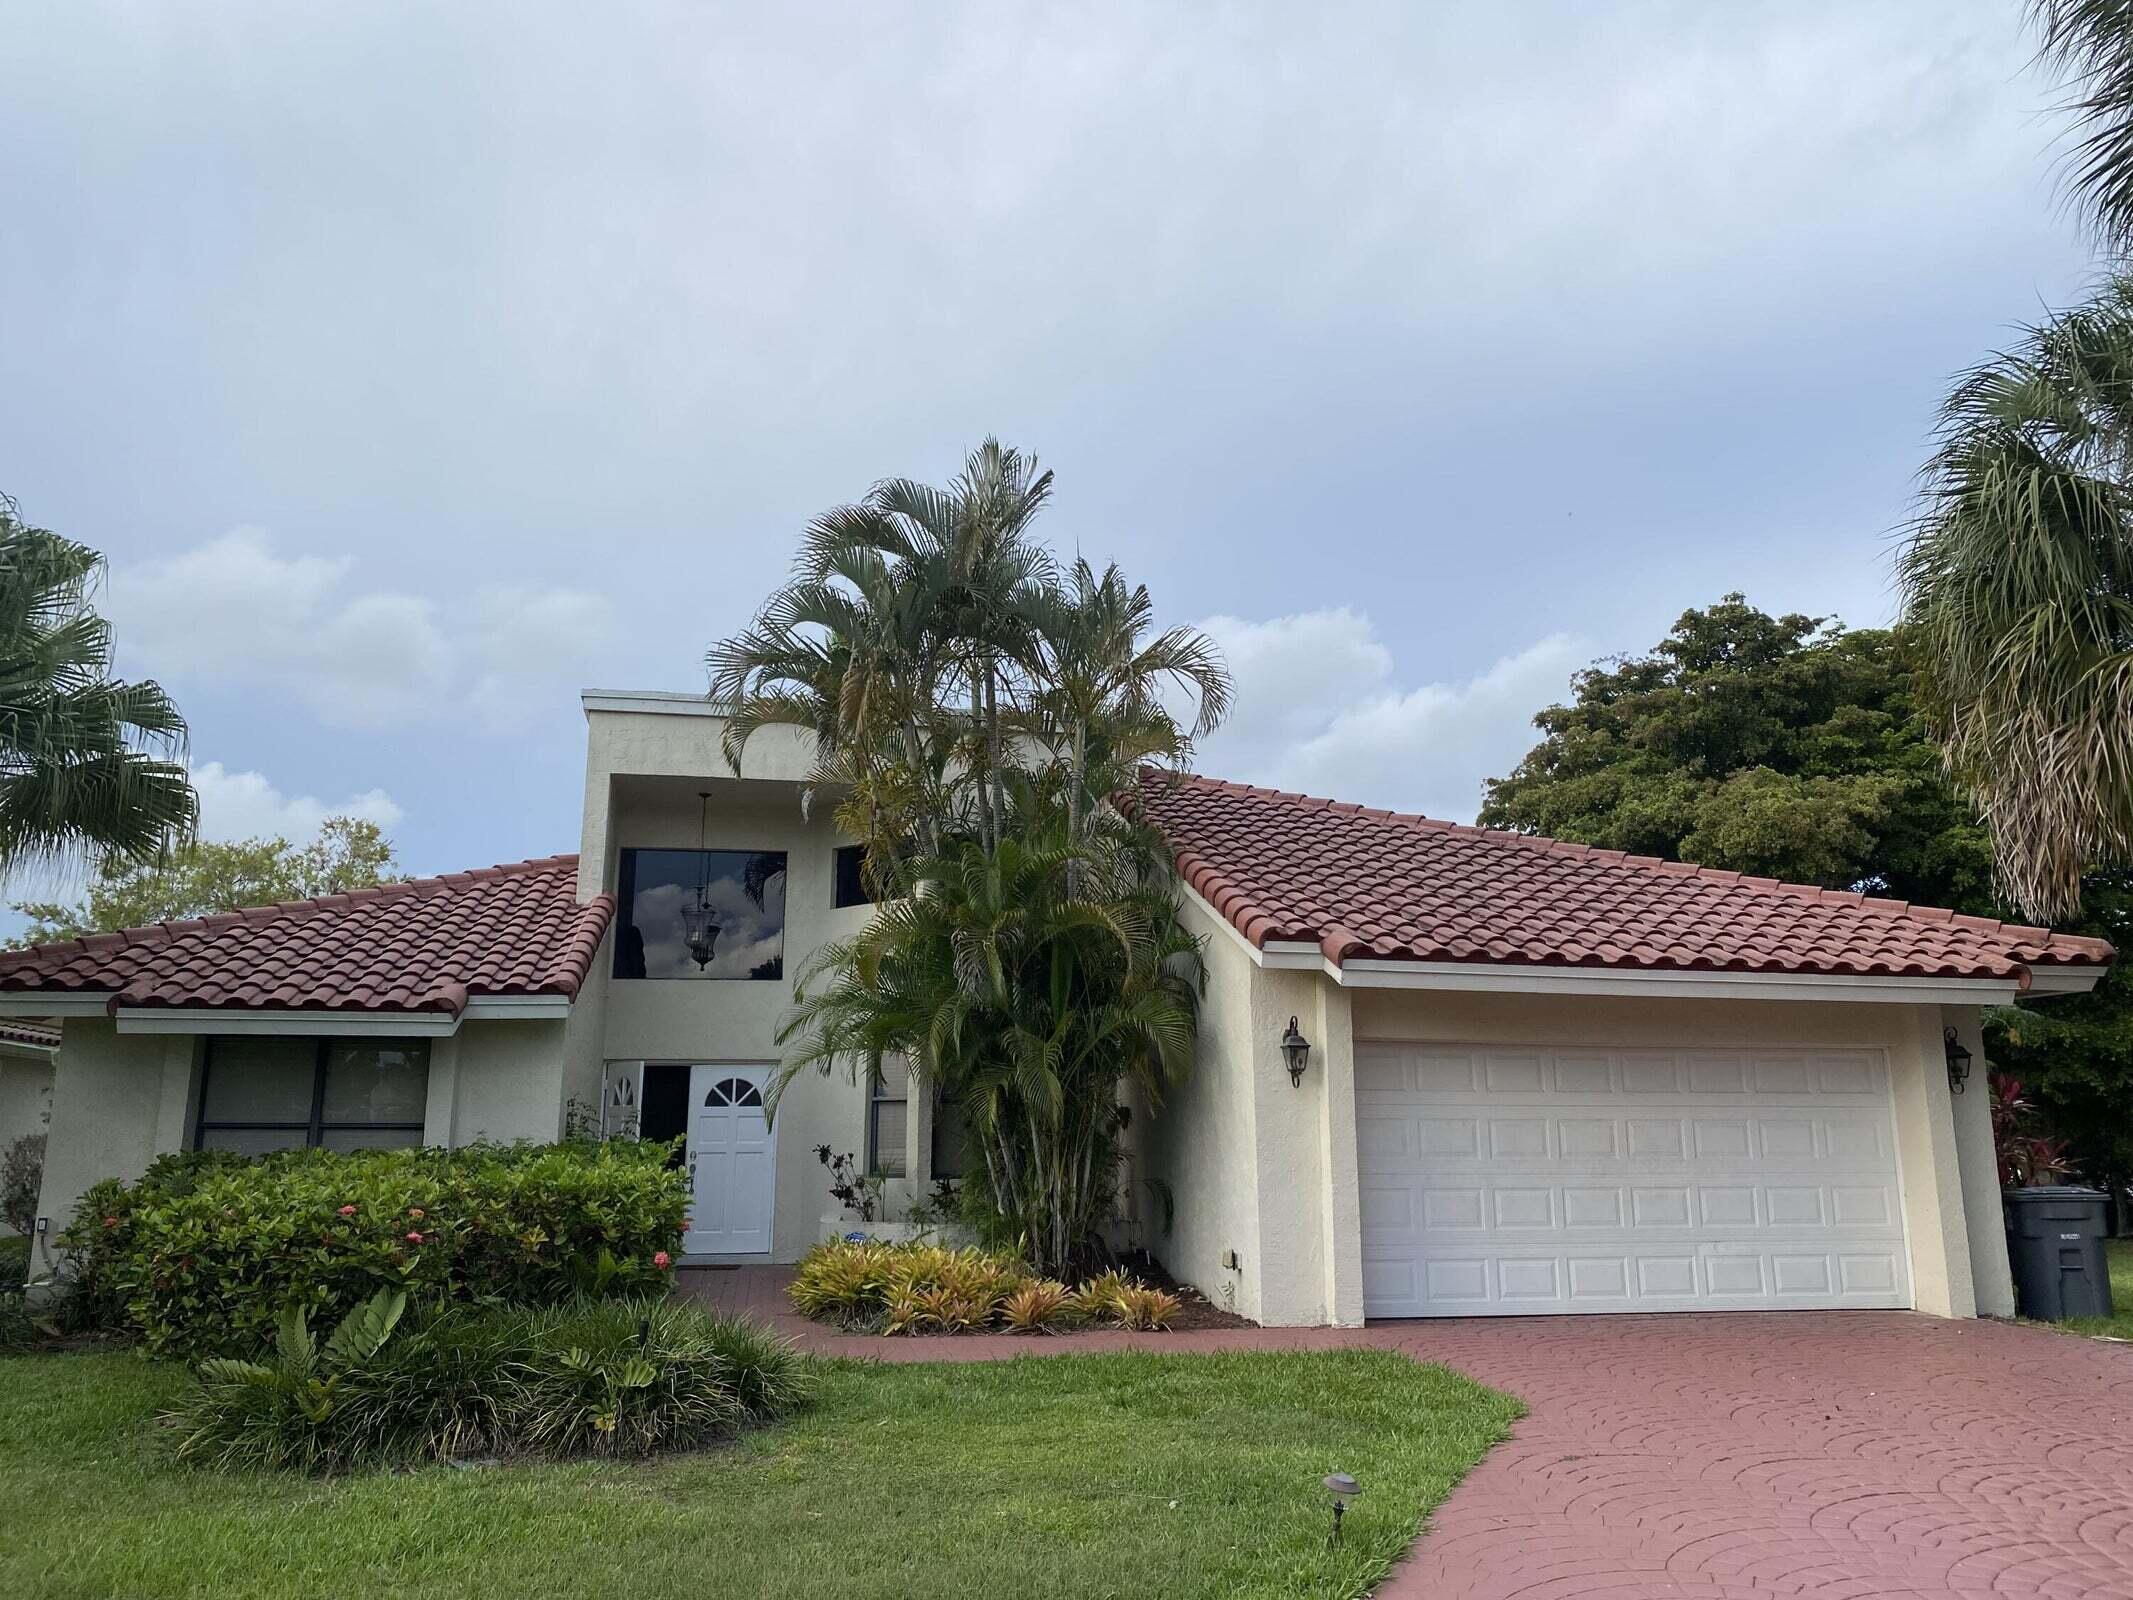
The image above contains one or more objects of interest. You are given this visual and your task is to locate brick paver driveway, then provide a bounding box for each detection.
[689,1269,2133,1598]
[1369,1313,2133,1600]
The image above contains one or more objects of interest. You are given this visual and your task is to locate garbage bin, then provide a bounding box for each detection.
[2003,1186,2115,1321]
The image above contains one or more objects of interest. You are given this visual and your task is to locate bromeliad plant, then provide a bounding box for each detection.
[787,1238,1178,1335]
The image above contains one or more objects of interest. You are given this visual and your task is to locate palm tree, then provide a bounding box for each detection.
[0,499,195,875]
[1899,280,2133,921]
[2031,1,2133,251]
[776,800,1202,1275]
[1027,558,1231,891]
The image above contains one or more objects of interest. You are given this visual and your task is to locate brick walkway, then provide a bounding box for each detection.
[682,1267,2133,1599]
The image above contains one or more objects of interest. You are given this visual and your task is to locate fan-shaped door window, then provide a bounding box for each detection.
[704,1076,764,1108]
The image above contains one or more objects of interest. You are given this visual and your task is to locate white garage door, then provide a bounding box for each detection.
[1355,1042,1911,1317]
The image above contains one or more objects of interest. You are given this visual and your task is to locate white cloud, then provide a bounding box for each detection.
[1192,610,1587,823]
[190,761,404,844]
[109,531,614,733]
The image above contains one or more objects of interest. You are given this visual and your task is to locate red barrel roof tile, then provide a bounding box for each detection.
[1127,770,2114,985]
[0,855,613,1016]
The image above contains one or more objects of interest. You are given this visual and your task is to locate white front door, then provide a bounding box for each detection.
[1355,1042,1912,1317]
[684,1065,775,1256]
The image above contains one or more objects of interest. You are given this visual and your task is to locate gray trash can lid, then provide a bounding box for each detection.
[2002,1184,2109,1200]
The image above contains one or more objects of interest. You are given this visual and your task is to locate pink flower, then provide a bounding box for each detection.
[653,1251,671,1269]
[405,1230,425,1245]
[337,1204,358,1217]
[101,1215,119,1229]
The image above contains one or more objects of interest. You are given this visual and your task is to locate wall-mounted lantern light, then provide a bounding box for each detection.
[1281,1016,1311,1087]
[1943,1027,1973,1096]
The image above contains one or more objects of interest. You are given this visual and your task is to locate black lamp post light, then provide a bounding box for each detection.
[1324,1471,1361,1546]
[1282,1015,1311,1087]
[1943,1027,1973,1096]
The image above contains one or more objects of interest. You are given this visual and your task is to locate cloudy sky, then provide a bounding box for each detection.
[0,1,2100,894]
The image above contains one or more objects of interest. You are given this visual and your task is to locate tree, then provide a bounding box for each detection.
[0,497,195,876]
[1479,596,1995,909]
[1483,595,2133,1203]
[10,817,398,945]
[1986,872,2133,1201]
[1898,278,2133,924]
[2030,0,2133,252]
[712,440,1231,1275]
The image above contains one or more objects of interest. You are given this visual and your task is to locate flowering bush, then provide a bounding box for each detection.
[65,1140,687,1359]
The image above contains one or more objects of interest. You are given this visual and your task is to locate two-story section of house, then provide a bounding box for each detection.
[8,691,954,1277]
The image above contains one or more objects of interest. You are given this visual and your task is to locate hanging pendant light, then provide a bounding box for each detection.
[680,791,721,970]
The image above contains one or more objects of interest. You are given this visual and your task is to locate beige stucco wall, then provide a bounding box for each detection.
[1144,899,1367,1327]
[1947,1004,2015,1317]
[576,706,882,1261]
[29,1023,195,1268]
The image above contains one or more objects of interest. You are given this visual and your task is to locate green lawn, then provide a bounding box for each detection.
[2063,1237,2133,1340]
[0,1346,1519,1600]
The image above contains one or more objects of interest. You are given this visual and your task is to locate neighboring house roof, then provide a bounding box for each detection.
[1128,770,2116,985]
[0,1019,59,1051]
[0,856,613,1017]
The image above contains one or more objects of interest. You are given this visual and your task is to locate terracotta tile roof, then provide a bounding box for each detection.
[0,856,613,1016]
[0,1019,58,1050]
[1127,771,2116,985]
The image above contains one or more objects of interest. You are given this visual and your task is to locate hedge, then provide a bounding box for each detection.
[65,1140,687,1359]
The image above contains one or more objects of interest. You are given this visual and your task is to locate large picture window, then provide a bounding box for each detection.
[194,1038,430,1154]
[613,848,789,980]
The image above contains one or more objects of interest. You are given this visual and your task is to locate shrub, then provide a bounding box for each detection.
[999,1279,1075,1333]
[2,1132,43,1235]
[788,1240,1177,1335]
[174,1289,409,1472]
[67,1140,687,1359]
[511,1297,746,1457]
[170,1293,810,1473]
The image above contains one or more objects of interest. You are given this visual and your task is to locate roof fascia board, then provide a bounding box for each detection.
[114,1009,461,1037]
[461,995,574,1020]
[580,690,733,719]
[0,1038,57,1057]
[2021,964,2109,996]
[0,993,113,1017]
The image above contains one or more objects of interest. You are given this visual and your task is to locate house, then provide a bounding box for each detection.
[2,689,2114,1324]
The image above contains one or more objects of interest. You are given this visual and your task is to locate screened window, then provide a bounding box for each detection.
[867,1058,908,1177]
[613,848,789,980]
[831,844,876,909]
[194,1039,430,1154]
[930,1091,969,1181]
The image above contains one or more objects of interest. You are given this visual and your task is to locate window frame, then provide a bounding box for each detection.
[612,845,792,980]
[866,1061,908,1177]
[831,843,875,910]
[192,1037,431,1153]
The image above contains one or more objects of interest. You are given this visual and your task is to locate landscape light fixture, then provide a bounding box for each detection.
[680,791,721,970]
[1323,1472,1361,1546]
[1281,1016,1311,1087]
[1943,1027,1973,1096]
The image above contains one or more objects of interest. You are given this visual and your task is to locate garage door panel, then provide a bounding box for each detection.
[1357,1043,1911,1317]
